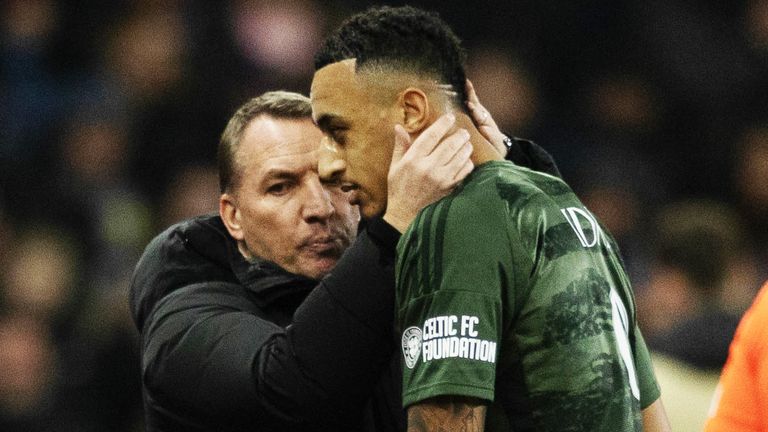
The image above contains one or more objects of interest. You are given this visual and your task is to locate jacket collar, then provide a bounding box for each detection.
[185,215,318,308]
[229,247,318,308]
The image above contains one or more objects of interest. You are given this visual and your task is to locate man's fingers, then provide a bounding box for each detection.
[429,128,471,166]
[465,79,507,156]
[467,102,492,128]
[408,113,456,157]
[430,137,473,189]
[465,79,480,105]
[453,140,474,167]
[441,141,473,183]
[465,80,495,128]
[438,155,474,189]
[452,157,474,183]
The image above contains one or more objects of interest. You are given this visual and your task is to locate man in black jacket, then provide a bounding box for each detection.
[130,90,559,431]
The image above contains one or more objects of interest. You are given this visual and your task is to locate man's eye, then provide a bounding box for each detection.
[267,182,292,195]
[328,127,346,145]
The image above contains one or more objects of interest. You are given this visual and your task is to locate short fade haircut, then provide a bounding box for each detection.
[218,91,312,193]
[314,5,468,112]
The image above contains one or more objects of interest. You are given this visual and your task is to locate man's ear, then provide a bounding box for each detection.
[399,88,431,134]
[219,193,245,241]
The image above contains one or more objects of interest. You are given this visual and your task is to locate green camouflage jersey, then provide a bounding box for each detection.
[396,160,660,432]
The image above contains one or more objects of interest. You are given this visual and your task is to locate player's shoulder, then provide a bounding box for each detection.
[497,160,573,202]
[404,162,580,245]
[449,161,576,220]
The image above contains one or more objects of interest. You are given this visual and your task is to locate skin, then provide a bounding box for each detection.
[218,107,478,276]
[219,116,358,280]
[311,59,498,223]
[311,59,671,431]
[407,397,486,432]
[311,60,402,219]
[642,399,672,432]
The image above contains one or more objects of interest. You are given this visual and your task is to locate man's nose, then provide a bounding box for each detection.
[318,137,346,183]
[302,178,335,222]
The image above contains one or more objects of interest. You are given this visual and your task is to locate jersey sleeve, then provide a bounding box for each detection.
[631,325,661,409]
[395,195,510,407]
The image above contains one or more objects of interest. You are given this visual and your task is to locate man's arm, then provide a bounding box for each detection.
[140,221,401,428]
[407,397,487,432]
[641,398,671,432]
[396,188,503,431]
[405,394,670,432]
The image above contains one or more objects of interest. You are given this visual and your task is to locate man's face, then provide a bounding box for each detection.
[224,116,359,280]
[311,59,399,219]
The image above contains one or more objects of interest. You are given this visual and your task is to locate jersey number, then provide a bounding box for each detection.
[562,206,640,400]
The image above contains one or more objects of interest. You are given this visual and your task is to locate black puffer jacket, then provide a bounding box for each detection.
[130,215,404,431]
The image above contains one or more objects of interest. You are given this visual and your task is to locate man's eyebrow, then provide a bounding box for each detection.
[261,168,300,181]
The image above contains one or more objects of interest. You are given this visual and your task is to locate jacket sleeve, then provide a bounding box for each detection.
[140,219,400,429]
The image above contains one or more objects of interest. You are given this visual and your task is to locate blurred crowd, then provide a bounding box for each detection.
[0,0,766,430]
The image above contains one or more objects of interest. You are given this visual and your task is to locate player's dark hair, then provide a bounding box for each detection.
[218,91,311,193]
[314,5,468,112]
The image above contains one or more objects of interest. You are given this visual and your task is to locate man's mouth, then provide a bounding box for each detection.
[302,235,343,255]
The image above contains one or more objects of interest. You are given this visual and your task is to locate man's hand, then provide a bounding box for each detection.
[465,79,507,158]
[383,114,473,232]
[465,79,562,178]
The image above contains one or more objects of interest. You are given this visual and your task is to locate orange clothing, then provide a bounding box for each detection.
[705,282,768,432]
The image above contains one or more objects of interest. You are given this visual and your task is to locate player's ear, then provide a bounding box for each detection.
[399,87,431,134]
[219,193,245,241]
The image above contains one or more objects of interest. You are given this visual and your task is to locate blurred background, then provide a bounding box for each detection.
[0,0,765,430]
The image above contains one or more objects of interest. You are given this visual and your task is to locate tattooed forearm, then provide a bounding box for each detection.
[407,396,487,432]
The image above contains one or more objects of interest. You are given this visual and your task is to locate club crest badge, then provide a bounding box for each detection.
[401,326,422,369]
